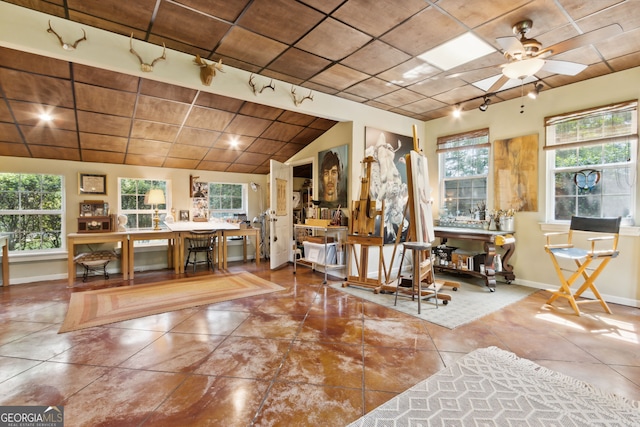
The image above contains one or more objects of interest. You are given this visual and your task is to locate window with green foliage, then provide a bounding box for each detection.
[545,101,637,221]
[0,173,64,252]
[207,183,247,219]
[118,178,169,228]
[438,128,490,217]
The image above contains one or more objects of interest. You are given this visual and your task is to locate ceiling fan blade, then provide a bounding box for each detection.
[488,74,510,93]
[537,24,623,57]
[496,36,524,55]
[541,59,588,76]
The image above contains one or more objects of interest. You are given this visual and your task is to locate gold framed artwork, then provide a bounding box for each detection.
[78,173,107,195]
[276,178,287,216]
[493,134,538,211]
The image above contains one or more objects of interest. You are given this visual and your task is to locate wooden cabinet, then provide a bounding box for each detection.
[77,200,114,233]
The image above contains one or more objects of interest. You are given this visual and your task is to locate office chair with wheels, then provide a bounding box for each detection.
[544,216,621,316]
[184,230,217,272]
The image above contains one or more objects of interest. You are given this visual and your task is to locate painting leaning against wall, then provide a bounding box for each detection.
[364,127,412,244]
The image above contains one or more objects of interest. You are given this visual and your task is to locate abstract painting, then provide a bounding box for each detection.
[493,134,538,212]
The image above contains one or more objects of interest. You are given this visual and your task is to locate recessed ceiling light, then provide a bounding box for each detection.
[417,32,496,71]
[39,113,53,122]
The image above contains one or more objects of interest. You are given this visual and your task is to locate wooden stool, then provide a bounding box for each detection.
[395,242,436,314]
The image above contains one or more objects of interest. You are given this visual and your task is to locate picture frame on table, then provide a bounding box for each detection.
[179,210,190,221]
[79,173,107,195]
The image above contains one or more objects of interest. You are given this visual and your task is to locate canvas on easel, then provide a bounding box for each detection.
[408,151,435,244]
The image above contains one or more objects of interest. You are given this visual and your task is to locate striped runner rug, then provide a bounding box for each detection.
[59,272,284,333]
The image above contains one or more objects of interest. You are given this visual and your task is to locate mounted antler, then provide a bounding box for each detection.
[194,55,224,86]
[291,86,314,106]
[47,20,87,51]
[249,74,275,96]
[129,33,166,72]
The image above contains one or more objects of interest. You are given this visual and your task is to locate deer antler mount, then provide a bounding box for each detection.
[129,34,166,72]
[47,20,86,51]
[291,86,314,107]
[194,55,224,86]
[249,74,275,96]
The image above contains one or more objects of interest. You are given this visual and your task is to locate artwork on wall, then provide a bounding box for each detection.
[78,173,107,195]
[364,127,411,244]
[276,178,287,216]
[409,151,435,244]
[493,134,539,211]
[318,144,348,208]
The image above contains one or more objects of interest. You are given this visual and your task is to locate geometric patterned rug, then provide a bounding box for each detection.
[59,272,284,333]
[331,277,537,329]
[348,346,640,426]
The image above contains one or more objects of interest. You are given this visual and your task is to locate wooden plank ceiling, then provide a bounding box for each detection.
[0,0,639,172]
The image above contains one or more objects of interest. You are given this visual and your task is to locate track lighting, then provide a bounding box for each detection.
[479,96,491,112]
[528,83,543,99]
[452,104,462,118]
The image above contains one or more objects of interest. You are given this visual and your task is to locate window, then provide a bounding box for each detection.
[545,101,637,221]
[206,183,247,219]
[118,178,169,228]
[0,173,64,252]
[438,128,490,217]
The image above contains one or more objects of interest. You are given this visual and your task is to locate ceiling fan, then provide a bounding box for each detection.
[486,19,623,93]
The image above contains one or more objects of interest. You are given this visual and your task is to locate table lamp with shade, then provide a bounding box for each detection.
[145,189,166,230]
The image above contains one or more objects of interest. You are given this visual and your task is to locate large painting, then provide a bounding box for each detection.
[318,144,348,208]
[364,127,411,244]
[494,134,538,212]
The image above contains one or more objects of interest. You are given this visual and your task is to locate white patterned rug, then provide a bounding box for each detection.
[348,346,640,426]
[331,277,536,329]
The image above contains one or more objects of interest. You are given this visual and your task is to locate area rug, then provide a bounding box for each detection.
[348,346,640,426]
[331,277,536,329]
[59,272,285,333]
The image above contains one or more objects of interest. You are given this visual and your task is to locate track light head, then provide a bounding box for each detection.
[452,104,462,118]
[479,96,492,112]
[528,83,543,99]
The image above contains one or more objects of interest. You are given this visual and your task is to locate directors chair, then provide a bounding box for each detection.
[544,216,621,316]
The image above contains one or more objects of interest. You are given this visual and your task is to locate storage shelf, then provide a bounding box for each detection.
[294,225,347,284]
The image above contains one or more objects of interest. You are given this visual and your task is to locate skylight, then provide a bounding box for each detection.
[417,32,496,71]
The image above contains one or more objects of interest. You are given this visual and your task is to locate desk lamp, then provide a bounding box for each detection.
[145,189,166,230]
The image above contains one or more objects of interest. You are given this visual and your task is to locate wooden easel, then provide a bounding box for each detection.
[380,125,457,303]
[343,156,388,292]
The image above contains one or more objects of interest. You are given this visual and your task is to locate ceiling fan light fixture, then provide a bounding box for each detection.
[502,57,545,80]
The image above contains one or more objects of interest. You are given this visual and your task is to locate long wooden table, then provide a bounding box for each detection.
[68,223,261,286]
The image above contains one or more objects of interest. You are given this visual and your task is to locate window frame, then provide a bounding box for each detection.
[544,100,637,223]
[117,178,171,230]
[437,128,490,218]
[0,172,65,254]
[205,182,248,219]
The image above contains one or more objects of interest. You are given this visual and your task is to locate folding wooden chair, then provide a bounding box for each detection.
[544,216,621,316]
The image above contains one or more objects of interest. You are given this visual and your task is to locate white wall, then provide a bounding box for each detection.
[423,67,640,307]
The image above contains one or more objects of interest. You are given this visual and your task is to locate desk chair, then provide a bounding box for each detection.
[544,216,621,316]
[184,230,217,272]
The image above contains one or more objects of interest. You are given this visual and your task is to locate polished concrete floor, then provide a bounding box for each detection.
[1,262,639,426]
